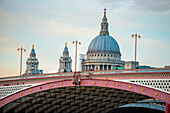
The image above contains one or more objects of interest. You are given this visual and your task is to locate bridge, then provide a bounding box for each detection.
[0,68,170,113]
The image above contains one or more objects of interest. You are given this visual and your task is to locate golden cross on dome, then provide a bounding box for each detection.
[104,8,107,17]
[32,44,34,49]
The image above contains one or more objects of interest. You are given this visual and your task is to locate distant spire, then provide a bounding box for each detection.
[32,44,34,49]
[65,42,67,47]
[100,8,109,35]
[30,44,36,57]
[63,42,68,54]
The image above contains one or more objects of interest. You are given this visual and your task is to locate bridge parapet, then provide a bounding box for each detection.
[0,84,38,99]
[0,68,169,100]
[130,79,170,93]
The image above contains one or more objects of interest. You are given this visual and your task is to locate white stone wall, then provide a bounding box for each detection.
[0,84,35,99]
[131,79,170,92]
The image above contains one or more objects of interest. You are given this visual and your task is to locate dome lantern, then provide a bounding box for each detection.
[100,8,109,35]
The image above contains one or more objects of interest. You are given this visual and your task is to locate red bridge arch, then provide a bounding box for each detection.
[1,79,170,108]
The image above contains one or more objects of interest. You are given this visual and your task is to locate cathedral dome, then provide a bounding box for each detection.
[82,9,124,72]
[87,35,121,55]
[87,8,121,55]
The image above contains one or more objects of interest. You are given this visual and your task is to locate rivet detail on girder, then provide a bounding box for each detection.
[155,93,158,96]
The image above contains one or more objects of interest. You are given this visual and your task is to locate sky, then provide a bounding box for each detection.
[0,0,170,77]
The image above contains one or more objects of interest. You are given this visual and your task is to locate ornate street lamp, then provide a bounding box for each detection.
[131,33,141,69]
[17,47,26,76]
[72,40,81,72]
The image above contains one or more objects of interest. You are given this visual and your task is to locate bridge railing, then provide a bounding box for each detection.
[0,68,169,82]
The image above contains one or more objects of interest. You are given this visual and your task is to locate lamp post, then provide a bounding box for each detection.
[17,47,26,76]
[131,33,141,69]
[72,40,81,72]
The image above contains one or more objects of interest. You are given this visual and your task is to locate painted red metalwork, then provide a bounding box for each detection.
[0,79,170,108]
[72,40,81,72]
[0,72,169,87]
[0,68,169,80]
[0,71,169,83]
[132,33,141,68]
[17,47,26,76]
[165,103,170,113]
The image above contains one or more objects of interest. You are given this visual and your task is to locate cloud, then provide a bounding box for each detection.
[46,21,97,38]
[133,0,170,12]
[99,0,170,12]
[0,37,18,57]
[140,38,162,46]
[0,7,32,27]
[99,0,129,10]
[0,66,18,77]
[0,6,97,37]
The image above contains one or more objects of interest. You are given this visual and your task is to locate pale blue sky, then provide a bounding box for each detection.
[0,0,170,77]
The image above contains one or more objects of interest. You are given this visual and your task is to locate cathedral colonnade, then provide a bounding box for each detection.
[84,64,116,71]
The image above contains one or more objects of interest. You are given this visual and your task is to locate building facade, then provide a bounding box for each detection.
[79,54,85,71]
[124,61,139,69]
[24,45,43,75]
[82,9,124,71]
[58,43,72,72]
